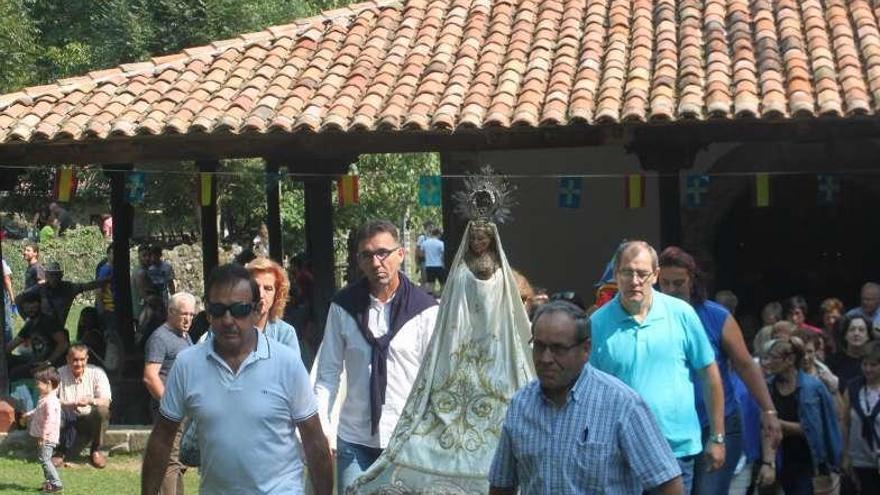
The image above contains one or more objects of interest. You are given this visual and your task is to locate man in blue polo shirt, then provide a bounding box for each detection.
[141,264,332,494]
[590,241,725,495]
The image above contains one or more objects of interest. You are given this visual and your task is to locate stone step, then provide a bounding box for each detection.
[0,426,152,457]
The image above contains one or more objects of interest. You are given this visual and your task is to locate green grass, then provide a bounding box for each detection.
[0,453,200,494]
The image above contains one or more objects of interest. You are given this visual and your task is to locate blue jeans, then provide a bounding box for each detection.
[3,294,12,344]
[37,441,62,489]
[336,437,382,495]
[693,411,745,495]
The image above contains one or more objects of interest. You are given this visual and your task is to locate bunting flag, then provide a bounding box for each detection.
[558,177,582,209]
[816,174,839,205]
[625,174,645,209]
[126,171,146,204]
[685,174,710,208]
[53,166,78,202]
[337,175,359,206]
[418,175,442,206]
[755,173,770,207]
[198,171,214,207]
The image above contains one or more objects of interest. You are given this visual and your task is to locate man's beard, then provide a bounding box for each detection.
[465,251,500,280]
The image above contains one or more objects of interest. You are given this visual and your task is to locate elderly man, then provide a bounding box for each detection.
[143,292,195,495]
[846,282,880,327]
[589,241,725,495]
[142,264,332,494]
[489,301,682,494]
[314,219,438,493]
[55,344,112,468]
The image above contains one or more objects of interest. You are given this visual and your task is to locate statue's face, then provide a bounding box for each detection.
[469,229,492,256]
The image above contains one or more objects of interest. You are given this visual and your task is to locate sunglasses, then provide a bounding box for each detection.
[206,302,254,319]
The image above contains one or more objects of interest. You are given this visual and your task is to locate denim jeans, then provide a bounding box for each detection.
[693,411,745,495]
[37,441,62,489]
[336,437,382,495]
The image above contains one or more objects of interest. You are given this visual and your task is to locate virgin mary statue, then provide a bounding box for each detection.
[348,193,535,494]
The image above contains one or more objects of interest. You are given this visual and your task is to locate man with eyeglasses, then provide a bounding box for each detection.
[142,264,332,494]
[589,240,725,495]
[313,219,438,493]
[143,291,196,495]
[489,300,683,494]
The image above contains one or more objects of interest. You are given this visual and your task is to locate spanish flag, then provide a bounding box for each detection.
[198,172,214,207]
[755,173,770,207]
[625,174,645,209]
[53,167,78,202]
[337,175,359,206]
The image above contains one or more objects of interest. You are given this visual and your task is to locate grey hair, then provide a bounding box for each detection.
[531,300,591,342]
[168,292,197,311]
[613,240,659,272]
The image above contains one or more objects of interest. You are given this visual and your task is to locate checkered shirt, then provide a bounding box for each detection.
[489,363,681,494]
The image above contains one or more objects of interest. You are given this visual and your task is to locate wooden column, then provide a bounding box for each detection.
[197,160,220,296]
[104,164,135,351]
[629,142,701,249]
[265,160,283,263]
[303,178,334,334]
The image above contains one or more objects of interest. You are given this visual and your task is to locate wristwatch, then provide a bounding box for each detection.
[709,433,725,444]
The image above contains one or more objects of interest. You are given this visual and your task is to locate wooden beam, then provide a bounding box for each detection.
[197,160,220,296]
[104,164,135,352]
[0,211,8,394]
[265,160,283,263]
[4,118,880,166]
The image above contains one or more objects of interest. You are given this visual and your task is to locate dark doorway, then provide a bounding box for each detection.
[713,173,880,327]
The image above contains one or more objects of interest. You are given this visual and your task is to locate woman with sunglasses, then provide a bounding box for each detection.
[764,336,842,494]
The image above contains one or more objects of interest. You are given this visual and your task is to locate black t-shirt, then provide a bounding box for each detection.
[827,352,862,392]
[24,262,45,289]
[18,315,67,366]
[771,384,813,475]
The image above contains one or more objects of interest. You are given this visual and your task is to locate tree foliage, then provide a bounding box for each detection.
[1,0,442,262]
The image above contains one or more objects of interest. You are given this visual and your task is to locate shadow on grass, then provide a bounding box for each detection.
[0,481,36,491]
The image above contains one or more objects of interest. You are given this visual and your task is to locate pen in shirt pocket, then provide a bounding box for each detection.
[581,425,589,443]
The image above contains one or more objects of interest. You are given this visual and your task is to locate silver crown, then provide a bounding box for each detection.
[452,166,516,224]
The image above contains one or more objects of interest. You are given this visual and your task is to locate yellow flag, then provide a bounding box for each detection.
[755,174,770,207]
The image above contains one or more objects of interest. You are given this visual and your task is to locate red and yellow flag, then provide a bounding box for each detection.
[337,175,359,206]
[198,172,214,207]
[625,174,645,209]
[53,167,78,202]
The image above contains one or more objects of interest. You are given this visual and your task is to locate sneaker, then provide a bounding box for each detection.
[41,483,63,493]
[89,451,106,469]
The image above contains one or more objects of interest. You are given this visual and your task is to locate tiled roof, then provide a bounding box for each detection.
[2,0,880,146]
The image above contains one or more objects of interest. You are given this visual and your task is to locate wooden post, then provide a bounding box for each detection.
[197,160,220,296]
[265,160,283,263]
[303,178,334,334]
[104,164,136,351]
[629,141,701,249]
[0,210,7,395]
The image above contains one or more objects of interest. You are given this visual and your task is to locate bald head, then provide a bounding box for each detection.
[614,240,659,273]
[861,282,880,315]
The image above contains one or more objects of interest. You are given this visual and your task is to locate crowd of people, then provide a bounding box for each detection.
[4,213,880,495]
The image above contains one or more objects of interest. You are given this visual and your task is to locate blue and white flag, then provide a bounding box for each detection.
[558,177,582,209]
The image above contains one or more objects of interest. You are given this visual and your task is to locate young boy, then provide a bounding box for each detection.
[25,366,63,493]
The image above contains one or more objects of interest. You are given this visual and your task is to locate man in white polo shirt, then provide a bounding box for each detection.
[141,264,332,494]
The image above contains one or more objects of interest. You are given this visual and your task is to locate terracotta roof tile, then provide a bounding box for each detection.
[6,0,880,145]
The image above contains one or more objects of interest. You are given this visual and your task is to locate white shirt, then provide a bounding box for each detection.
[161,331,317,495]
[58,364,112,416]
[421,237,445,268]
[314,296,438,448]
